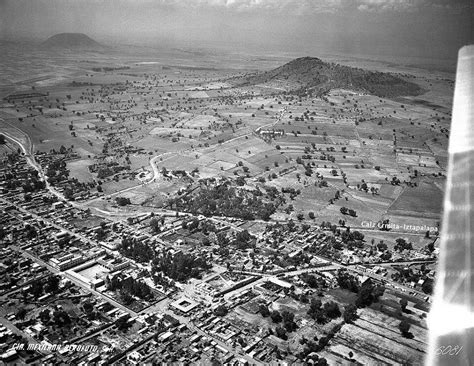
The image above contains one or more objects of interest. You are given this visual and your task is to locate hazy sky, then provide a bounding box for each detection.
[0,0,472,60]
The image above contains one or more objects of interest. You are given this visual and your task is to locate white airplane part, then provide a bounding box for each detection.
[427,44,474,366]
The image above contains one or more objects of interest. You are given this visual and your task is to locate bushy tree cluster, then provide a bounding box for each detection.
[116,196,131,206]
[169,181,277,221]
[281,310,297,332]
[259,304,270,317]
[22,172,46,193]
[214,305,228,317]
[394,238,413,252]
[118,236,154,263]
[336,270,385,307]
[336,269,360,293]
[355,279,385,308]
[108,274,153,301]
[307,298,341,323]
[301,273,325,289]
[233,230,255,250]
[152,251,211,283]
[343,303,358,323]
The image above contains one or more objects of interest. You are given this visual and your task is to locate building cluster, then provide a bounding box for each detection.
[0,148,435,364]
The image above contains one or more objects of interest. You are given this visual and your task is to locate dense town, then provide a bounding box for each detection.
[0,129,437,364]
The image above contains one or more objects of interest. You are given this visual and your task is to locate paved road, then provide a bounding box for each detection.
[1,127,78,207]
[364,259,437,267]
[353,226,439,237]
[228,256,431,301]
[314,254,432,299]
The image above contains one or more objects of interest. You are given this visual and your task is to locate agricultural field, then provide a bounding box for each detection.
[0,44,451,239]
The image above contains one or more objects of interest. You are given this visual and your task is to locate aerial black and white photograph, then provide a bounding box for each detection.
[0,0,473,365]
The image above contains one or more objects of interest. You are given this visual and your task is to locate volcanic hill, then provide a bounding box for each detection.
[42,33,103,50]
[235,56,423,98]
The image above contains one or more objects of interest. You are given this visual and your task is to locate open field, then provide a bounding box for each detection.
[389,183,443,215]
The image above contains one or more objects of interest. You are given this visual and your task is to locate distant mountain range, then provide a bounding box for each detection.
[235,56,423,98]
[42,33,103,50]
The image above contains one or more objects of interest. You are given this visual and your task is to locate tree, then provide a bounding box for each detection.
[324,301,341,319]
[83,301,94,314]
[356,279,385,308]
[380,251,392,260]
[45,275,60,293]
[275,326,287,340]
[64,187,74,200]
[121,290,133,305]
[427,241,435,252]
[96,226,107,241]
[214,305,228,317]
[25,225,37,239]
[301,223,310,232]
[259,304,270,317]
[0,134,5,144]
[270,310,282,323]
[307,298,326,323]
[422,279,434,294]
[236,230,252,243]
[16,307,27,320]
[302,274,319,288]
[281,310,297,332]
[150,218,160,233]
[116,197,131,206]
[39,309,50,323]
[30,279,43,299]
[394,238,412,252]
[399,320,411,337]
[399,298,408,312]
[53,309,71,326]
[377,241,388,251]
[336,270,359,293]
[340,207,348,215]
[116,315,131,331]
[343,303,358,323]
